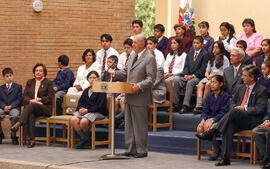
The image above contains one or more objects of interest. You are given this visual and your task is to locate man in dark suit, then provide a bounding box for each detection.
[154,24,168,56]
[200,64,268,166]
[223,47,246,96]
[109,34,157,158]
[0,68,22,144]
[172,36,209,113]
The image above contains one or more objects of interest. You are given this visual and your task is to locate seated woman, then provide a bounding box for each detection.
[195,75,230,161]
[67,49,101,95]
[258,60,270,99]
[193,41,229,114]
[70,71,107,149]
[11,63,54,148]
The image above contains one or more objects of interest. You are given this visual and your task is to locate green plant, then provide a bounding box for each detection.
[135,0,155,37]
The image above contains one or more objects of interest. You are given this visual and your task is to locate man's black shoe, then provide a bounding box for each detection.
[193,107,202,115]
[12,138,19,145]
[258,159,268,166]
[215,158,230,166]
[119,152,135,157]
[179,105,189,114]
[75,139,89,149]
[134,153,148,158]
[172,106,180,112]
[262,163,270,169]
[196,128,217,140]
[0,133,4,144]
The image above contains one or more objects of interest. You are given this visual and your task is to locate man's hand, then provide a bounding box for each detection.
[164,73,173,79]
[53,87,58,91]
[75,85,82,91]
[4,106,10,112]
[184,75,194,81]
[235,105,245,110]
[261,120,270,130]
[131,83,140,94]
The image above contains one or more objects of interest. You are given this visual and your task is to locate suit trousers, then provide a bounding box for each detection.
[0,108,20,137]
[125,104,148,154]
[19,103,50,140]
[214,108,252,159]
[173,76,200,106]
[252,126,270,161]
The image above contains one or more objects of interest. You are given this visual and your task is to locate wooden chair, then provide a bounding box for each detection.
[20,96,56,144]
[148,80,173,132]
[91,96,112,150]
[197,130,255,164]
[46,94,80,148]
[1,115,22,145]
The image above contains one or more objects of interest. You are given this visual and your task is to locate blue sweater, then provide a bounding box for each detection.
[201,91,230,122]
[202,35,214,54]
[53,68,74,91]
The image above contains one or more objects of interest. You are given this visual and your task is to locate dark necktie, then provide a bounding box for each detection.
[240,86,250,107]
[7,84,10,91]
[168,54,176,73]
[194,52,198,63]
[102,50,107,71]
[132,54,138,66]
[125,53,130,65]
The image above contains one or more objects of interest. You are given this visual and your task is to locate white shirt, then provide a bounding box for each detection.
[73,62,102,90]
[6,82,12,89]
[137,49,146,60]
[118,51,135,69]
[233,64,241,77]
[164,52,187,75]
[153,48,165,67]
[216,36,236,53]
[96,47,119,70]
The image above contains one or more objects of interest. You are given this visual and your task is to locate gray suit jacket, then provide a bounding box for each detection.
[153,66,166,104]
[115,49,157,106]
[224,63,246,95]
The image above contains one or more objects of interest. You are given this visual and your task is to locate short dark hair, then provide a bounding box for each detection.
[33,63,47,77]
[194,35,204,44]
[147,36,158,44]
[211,75,225,90]
[108,55,118,63]
[236,40,247,50]
[132,20,143,28]
[220,22,235,37]
[2,67,13,76]
[58,54,69,66]
[82,49,96,63]
[173,23,186,35]
[87,70,99,79]
[100,34,113,42]
[242,64,260,81]
[198,21,209,29]
[262,60,270,70]
[123,38,133,47]
[154,24,165,32]
[262,39,270,46]
[242,18,256,33]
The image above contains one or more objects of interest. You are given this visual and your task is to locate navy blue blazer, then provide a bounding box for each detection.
[76,87,107,116]
[156,36,168,56]
[256,54,270,73]
[0,83,22,110]
[181,48,209,79]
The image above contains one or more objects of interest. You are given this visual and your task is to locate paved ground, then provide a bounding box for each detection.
[0,140,261,169]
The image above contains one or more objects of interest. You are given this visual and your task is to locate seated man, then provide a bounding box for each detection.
[173,36,209,113]
[253,114,270,169]
[223,47,246,96]
[199,64,268,166]
[0,68,22,144]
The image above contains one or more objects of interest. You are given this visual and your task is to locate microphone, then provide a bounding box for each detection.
[102,58,116,82]
[107,59,116,70]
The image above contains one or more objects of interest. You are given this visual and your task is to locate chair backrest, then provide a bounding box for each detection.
[62,94,81,115]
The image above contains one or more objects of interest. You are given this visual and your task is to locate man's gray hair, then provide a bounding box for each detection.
[231,47,245,57]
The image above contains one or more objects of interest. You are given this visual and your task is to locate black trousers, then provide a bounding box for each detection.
[19,103,50,140]
[214,108,252,159]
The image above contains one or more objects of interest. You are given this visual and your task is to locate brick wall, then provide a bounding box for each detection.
[0,0,134,86]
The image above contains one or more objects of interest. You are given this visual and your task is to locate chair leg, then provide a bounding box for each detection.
[153,105,157,132]
[71,127,74,148]
[53,123,56,143]
[250,136,253,165]
[108,122,111,149]
[236,137,241,159]
[62,125,67,144]
[91,124,95,150]
[46,121,50,146]
[67,123,70,148]
[253,141,257,164]
[197,138,201,160]
[148,109,153,129]
[169,104,173,131]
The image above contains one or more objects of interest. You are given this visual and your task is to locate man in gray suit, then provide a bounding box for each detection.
[109,34,157,158]
[223,47,246,96]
